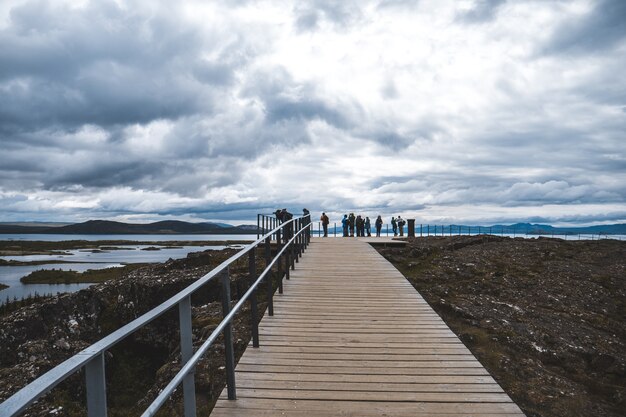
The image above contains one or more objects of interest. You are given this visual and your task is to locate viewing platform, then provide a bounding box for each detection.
[211,238,526,416]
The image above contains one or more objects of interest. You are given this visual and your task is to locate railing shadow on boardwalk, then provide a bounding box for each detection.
[0,214,312,417]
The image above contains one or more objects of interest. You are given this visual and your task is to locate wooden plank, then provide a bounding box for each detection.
[234,364,491,376]
[244,345,472,355]
[223,388,515,402]
[211,409,526,417]
[232,372,499,384]
[252,339,469,348]
[213,398,524,414]
[234,379,505,393]
[238,352,478,362]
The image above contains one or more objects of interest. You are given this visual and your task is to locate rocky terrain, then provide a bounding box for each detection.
[377,236,625,417]
[0,247,268,417]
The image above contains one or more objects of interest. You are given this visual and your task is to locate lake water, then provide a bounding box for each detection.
[0,233,257,242]
[0,241,248,305]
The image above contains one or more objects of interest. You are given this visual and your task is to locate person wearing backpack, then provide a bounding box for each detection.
[375,215,383,237]
[320,212,330,237]
[348,213,356,237]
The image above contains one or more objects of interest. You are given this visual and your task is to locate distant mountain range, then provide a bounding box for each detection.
[0,220,260,235]
[489,223,626,235]
[0,220,624,236]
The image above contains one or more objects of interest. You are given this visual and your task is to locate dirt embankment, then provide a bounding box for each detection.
[0,247,267,417]
[377,236,625,417]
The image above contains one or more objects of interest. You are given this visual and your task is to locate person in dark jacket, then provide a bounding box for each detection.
[356,215,363,237]
[320,212,330,237]
[365,216,371,237]
[391,217,397,236]
[375,215,383,237]
[348,213,356,237]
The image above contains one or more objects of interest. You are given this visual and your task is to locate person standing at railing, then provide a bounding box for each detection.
[342,214,349,237]
[356,215,363,237]
[302,208,311,237]
[320,212,330,237]
[348,213,356,237]
[391,216,398,236]
[375,215,383,237]
[365,216,371,237]
[275,208,293,241]
[397,216,405,237]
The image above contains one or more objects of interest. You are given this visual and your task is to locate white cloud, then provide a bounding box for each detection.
[0,0,624,226]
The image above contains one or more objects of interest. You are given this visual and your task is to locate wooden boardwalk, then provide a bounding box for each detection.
[211,238,525,416]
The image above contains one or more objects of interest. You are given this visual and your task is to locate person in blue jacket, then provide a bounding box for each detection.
[341,214,349,237]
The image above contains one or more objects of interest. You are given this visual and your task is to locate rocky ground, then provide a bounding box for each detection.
[0,247,270,417]
[376,235,625,417]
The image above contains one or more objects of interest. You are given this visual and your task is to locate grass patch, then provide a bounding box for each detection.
[20,264,148,284]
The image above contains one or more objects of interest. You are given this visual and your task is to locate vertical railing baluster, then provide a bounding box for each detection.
[299,219,304,256]
[220,269,236,400]
[249,249,259,348]
[290,231,296,270]
[277,228,283,295]
[295,219,300,262]
[178,296,197,417]
[86,352,107,417]
[264,237,273,316]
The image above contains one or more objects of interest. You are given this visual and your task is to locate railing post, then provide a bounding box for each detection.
[178,296,197,417]
[264,237,273,316]
[249,249,259,348]
[295,220,300,263]
[86,352,107,417]
[284,224,290,280]
[277,228,283,295]
[300,219,304,254]
[408,219,415,238]
[220,269,236,400]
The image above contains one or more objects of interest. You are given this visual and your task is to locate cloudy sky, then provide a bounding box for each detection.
[0,0,625,226]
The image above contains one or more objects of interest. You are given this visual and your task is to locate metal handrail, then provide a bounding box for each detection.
[0,214,312,417]
[142,222,310,416]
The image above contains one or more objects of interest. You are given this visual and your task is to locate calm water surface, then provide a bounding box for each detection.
[0,233,256,242]
[0,238,249,304]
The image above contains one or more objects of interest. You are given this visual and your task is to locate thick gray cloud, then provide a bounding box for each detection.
[294,1,364,32]
[0,1,217,132]
[0,0,624,226]
[541,0,626,55]
[456,0,508,23]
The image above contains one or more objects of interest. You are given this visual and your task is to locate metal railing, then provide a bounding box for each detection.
[0,214,312,417]
[309,222,625,240]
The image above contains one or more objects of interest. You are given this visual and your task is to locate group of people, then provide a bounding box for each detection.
[275,209,406,238]
[319,212,406,237]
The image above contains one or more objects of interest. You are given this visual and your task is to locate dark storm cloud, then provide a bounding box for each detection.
[0,1,233,132]
[541,0,626,55]
[241,68,356,131]
[294,1,363,32]
[43,159,166,190]
[456,0,508,23]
